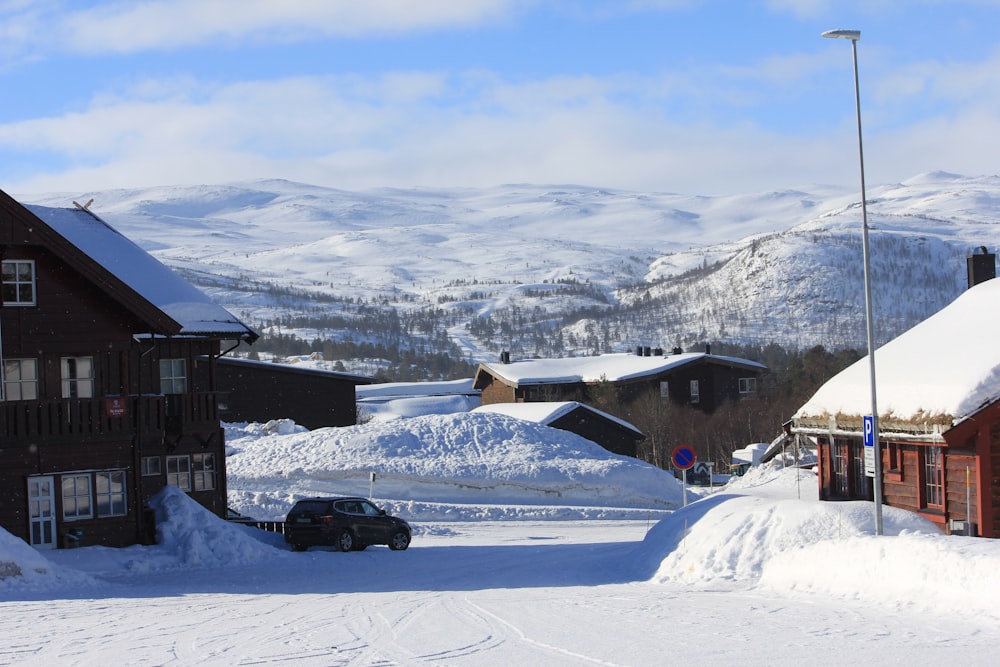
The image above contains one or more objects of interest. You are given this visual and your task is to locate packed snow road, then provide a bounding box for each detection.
[3,519,997,666]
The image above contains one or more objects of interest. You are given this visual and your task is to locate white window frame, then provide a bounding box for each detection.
[690,379,700,404]
[192,453,216,491]
[739,377,757,394]
[95,471,127,517]
[166,455,191,491]
[62,474,93,521]
[2,259,36,306]
[2,358,38,401]
[141,456,161,476]
[61,356,95,399]
[159,358,188,394]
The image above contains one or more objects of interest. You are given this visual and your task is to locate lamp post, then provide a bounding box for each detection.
[822,28,884,536]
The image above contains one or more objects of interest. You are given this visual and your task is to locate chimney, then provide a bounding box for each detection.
[643,346,651,356]
[967,246,996,288]
[705,344,712,355]
[635,346,643,356]
[500,351,510,364]
[672,346,683,355]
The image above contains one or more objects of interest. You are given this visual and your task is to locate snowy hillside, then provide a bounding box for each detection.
[20,172,1000,363]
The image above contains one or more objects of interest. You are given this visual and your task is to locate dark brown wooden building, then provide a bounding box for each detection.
[0,192,257,549]
[474,349,767,413]
[473,401,645,457]
[791,273,1000,538]
[216,356,373,429]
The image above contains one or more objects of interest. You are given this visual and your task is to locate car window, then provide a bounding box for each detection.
[359,501,382,516]
[335,500,361,514]
[292,501,329,516]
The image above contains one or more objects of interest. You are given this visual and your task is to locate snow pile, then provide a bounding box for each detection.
[0,524,97,594]
[146,486,283,570]
[635,465,1000,620]
[225,412,684,520]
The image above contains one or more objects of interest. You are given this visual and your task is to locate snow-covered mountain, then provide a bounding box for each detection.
[20,171,1000,365]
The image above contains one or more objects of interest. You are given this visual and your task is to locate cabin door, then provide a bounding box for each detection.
[28,476,57,549]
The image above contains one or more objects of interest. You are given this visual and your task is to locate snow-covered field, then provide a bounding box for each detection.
[2,415,999,666]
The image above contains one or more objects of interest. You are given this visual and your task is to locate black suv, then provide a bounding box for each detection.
[283,497,411,552]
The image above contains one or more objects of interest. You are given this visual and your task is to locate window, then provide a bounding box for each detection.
[923,446,944,509]
[166,455,191,491]
[95,471,127,517]
[61,357,95,399]
[2,260,36,305]
[62,474,93,520]
[159,359,187,394]
[141,456,161,476]
[2,358,38,401]
[689,380,700,404]
[659,381,669,400]
[739,377,757,394]
[833,439,849,497]
[192,453,216,491]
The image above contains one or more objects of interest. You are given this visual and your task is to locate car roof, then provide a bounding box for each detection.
[294,496,369,503]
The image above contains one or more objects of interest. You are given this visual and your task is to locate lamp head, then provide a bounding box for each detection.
[822,29,861,41]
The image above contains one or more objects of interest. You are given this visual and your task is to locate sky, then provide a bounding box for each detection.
[2,416,999,664]
[1,1,999,196]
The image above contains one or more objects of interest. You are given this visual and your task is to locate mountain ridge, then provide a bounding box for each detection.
[19,172,1000,371]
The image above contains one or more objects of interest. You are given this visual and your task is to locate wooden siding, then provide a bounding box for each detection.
[215,359,363,429]
[0,200,234,548]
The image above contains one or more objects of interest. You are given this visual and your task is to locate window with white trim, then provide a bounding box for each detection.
[689,380,700,404]
[61,356,95,399]
[141,456,161,476]
[739,377,757,394]
[2,358,38,401]
[166,455,191,491]
[192,453,216,491]
[62,474,93,520]
[159,358,187,394]
[923,446,944,509]
[95,471,127,517]
[2,259,36,305]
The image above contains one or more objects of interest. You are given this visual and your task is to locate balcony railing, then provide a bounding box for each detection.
[0,392,218,442]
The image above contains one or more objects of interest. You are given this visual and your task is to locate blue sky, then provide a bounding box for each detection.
[1,0,999,196]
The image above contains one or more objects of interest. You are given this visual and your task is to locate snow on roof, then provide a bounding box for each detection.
[356,378,477,400]
[480,352,765,386]
[473,401,644,436]
[27,204,257,340]
[795,277,1000,423]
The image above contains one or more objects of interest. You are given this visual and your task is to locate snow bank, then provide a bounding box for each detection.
[225,412,684,520]
[635,465,1000,621]
[0,526,96,595]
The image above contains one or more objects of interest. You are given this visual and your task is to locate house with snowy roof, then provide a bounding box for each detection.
[0,190,257,549]
[473,401,646,457]
[473,347,767,414]
[790,267,1000,538]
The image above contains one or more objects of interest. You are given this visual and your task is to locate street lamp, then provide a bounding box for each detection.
[822,28,884,536]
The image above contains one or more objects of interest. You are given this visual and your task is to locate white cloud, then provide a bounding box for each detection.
[35,0,524,55]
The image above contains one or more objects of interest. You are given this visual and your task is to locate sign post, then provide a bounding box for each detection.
[671,445,696,507]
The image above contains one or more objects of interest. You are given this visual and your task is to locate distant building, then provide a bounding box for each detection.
[215,357,374,429]
[474,348,767,413]
[790,261,1000,538]
[0,191,257,549]
[473,401,645,457]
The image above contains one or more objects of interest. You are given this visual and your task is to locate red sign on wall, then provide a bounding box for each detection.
[105,396,127,419]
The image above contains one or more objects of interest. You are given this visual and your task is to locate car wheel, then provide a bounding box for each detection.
[336,529,354,552]
[388,530,410,551]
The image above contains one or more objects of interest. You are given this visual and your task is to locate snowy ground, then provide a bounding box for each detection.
[2,415,1000,666]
